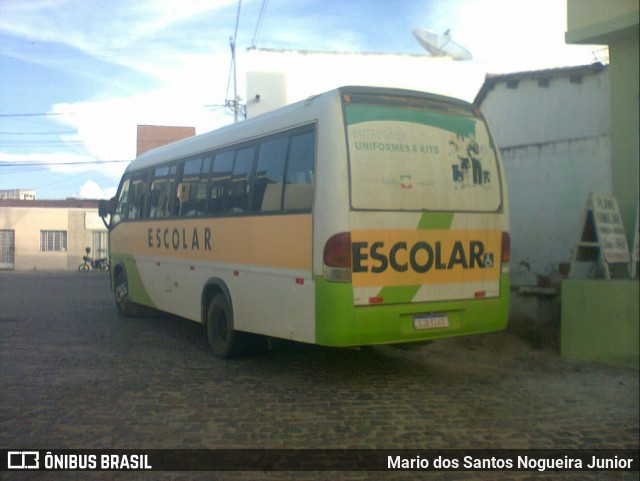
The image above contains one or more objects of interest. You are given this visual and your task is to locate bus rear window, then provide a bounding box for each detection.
[344,97,502,212]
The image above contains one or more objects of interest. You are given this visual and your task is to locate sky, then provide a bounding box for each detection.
[0,0,602,200]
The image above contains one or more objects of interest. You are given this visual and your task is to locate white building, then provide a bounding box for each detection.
[245,47,486,117]
[0,189,37,200]
[474,63,611,286]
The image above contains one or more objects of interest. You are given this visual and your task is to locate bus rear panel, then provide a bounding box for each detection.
[316,88,509,346]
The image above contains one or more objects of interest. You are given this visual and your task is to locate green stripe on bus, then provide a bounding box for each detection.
[345,105,476,137]
[376,285,421,304]
[417,211,454,230]
[113,254,157,309]
[315,277,357,345]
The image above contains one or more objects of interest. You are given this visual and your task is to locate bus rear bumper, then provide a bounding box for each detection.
[315,275,510,347]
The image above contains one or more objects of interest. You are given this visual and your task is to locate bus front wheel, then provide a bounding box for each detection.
[114,269,136,316]
[207,293,242,359]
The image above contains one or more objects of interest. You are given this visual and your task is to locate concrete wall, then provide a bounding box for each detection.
[562,279,639,369]
[566,0,638,43]
[479,67,612,283]
[481,69,610,148]
[609,33,639,248]
[559,0,639,370]
[566,0,639,250]
[504,136,612,283]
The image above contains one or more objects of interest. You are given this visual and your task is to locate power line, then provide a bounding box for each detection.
[0,130,77,135]
[251,0,268,48]
[232,0,242,44]
[2,141,87,147]
[32,167,107,190]
[0,160,130,167]
[0,166,52,176]
[0,113,73,118]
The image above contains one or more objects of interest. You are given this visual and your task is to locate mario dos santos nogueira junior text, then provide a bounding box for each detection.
[387,454,636,471]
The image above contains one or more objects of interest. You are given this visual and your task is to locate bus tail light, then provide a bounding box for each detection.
[323,232,352,283]
[501,231,510,273]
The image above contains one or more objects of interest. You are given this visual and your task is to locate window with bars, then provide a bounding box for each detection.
[40,230,67,252]
[92,231,108,258]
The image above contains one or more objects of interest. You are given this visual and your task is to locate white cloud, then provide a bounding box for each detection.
[50,51,237,163]
[0,0,237,73]
[421,0,601,72]
[77,179,117,199]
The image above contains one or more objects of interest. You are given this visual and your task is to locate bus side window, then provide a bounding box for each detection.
[149,165,178,218]
[228,147,255,215]
[127,171,149,220]
[114,177,131,224]
[209,151,234,215]
[252,137,288,212]
[199,158,212,214]
[179,157,209,217]
[283,131,315,211]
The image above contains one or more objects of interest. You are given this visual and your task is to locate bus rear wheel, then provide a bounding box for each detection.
[207,293,243,359]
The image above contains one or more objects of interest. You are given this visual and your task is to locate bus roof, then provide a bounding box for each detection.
[125,86,474,174]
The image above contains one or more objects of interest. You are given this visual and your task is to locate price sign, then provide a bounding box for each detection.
[591,194,630,264]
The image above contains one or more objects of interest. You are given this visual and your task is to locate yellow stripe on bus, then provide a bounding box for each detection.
[351,229,502,287]
[110,214,313,271]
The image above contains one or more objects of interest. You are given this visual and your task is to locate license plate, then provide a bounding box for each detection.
[413,314,449,330]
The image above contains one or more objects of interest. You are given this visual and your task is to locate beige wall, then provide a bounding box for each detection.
[0,206,103,271]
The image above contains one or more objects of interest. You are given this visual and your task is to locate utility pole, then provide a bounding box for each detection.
[229,36,239,123]
[225,0,245,122]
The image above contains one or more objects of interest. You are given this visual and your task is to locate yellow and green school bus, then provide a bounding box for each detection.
[100,86,510,358]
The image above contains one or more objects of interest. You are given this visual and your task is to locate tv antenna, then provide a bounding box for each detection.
[412,28,472,61]
[225,0,245,122]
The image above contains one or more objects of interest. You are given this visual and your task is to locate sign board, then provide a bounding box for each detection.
[570,193,630,279]
[590,194,630,264]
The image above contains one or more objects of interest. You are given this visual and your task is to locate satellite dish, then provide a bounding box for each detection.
[412,28,472,61]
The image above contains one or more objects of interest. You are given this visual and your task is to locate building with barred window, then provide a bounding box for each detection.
[0,199,107,271]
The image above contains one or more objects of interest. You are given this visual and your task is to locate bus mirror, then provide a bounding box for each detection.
[99,197,116,229]
[98,198,112,218]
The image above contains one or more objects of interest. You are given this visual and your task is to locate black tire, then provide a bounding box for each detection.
[114,269,137,316]
[100,261,109,272]
[78,263,90,272]
[207,293,243,359]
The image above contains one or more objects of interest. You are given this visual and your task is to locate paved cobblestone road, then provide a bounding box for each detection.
[1,272,638,481]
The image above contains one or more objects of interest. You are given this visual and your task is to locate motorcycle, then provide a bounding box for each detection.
[78,247,109,272]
